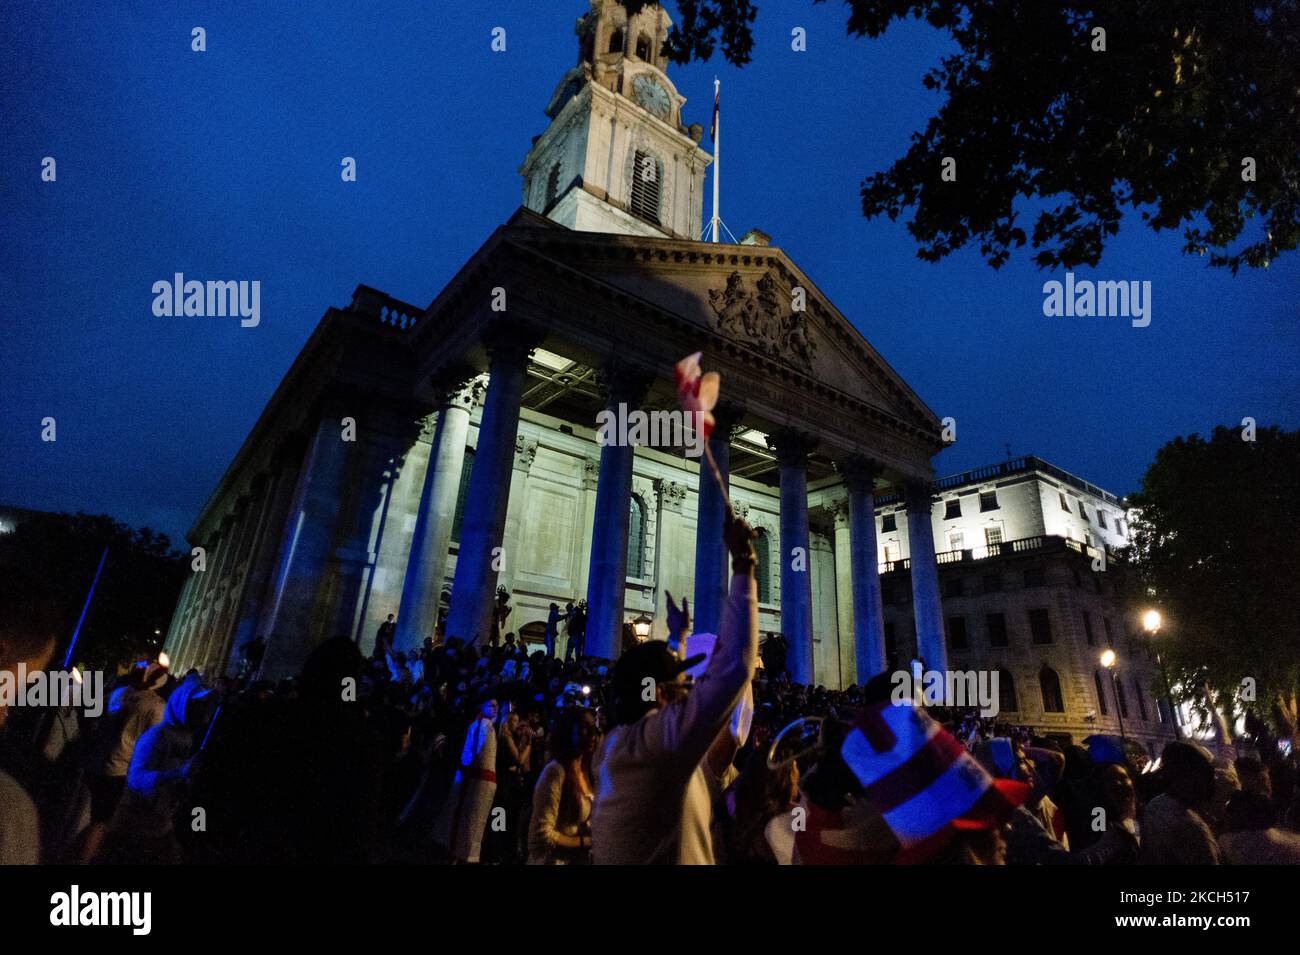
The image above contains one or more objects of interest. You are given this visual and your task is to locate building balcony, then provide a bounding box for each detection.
[879,533,1113,575]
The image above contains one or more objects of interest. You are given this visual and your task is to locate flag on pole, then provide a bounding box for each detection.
[710,82,719,141]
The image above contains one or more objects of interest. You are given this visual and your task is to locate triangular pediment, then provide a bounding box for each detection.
[500,214,942,437]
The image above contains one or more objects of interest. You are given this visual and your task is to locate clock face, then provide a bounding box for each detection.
[632,74,671,120]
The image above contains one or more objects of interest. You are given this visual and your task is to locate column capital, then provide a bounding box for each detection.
[713,401,747,434]
[827,497,851,529]
[838,455,882,493]
[657,479,688,513]
[596,357,653,407]
[582,456,600,490]
[767,430,818,467]
[430,364,485,409]
[513,435,539,473]
[904,480,938,512]
[481,319,543,370]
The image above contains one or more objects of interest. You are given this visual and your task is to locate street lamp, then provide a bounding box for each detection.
[632,613,653,642]
[1143,608,1182,740]
[1101,649,1126,743]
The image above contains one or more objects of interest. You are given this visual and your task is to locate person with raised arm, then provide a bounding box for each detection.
[591,511,758,864]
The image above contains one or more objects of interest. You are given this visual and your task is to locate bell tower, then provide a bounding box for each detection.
[519,1,712,241]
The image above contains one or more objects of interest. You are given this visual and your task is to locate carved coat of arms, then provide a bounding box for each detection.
[708,270,817,369]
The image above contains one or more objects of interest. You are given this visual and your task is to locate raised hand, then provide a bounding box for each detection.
[666,591,691,655]
[723,511,758,575]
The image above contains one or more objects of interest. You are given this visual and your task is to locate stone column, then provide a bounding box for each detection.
[393,378,480,652]
[692,404,743,636]
[771,431,816,685]
[584,360,652,659]
[226,454,303,675]
[905,480,948,673]
[844,457,888,683]
[445,327,537,644]
[256,412,358,680]
[829,500,857,685]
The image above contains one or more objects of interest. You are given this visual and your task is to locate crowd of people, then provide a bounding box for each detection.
[2,513,1299,866]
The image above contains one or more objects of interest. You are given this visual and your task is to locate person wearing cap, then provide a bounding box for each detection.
[590,512,758,865]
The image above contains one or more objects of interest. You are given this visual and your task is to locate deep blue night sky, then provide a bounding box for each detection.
[3,1,1297,544]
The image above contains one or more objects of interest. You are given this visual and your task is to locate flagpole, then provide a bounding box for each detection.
[711,77,720,243]
[63,545,108,669]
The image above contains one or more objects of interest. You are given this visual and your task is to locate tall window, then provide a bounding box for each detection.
[1082,610,1095,646]
[1078,500,1090,522]
[1029,607,1053,644]
[1040,666,1065,713]
[544,162,561,208]
[626,494,646,577]
[754,528,772,603]
[946,616,968,651]
[999,670,1018,713]
[984,525,1003,547]
[1059,491,1071,511]
[1115,676,1129,718]
[451,448,475,542]
[1097,510,1109,529]
[629,150,662,224]
[986,612,1009,647]
[1135,679,1149,720]
[944,498,962,519]
[635,33,651,61]
[947,531,964,551]
[609,28,624,53]
[1094,670,1110,715]
[979,490,999,512]
[881,513,896,533]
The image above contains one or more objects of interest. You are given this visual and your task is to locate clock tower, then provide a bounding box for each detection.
[519,1,712,241]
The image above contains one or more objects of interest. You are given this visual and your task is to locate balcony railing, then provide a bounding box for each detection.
[873,455,1124,508]
[879,534,1114,574]
[348,284,422,331]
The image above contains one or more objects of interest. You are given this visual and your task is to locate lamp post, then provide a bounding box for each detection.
[1101,649,1127,743]
[1143,609,1182,740]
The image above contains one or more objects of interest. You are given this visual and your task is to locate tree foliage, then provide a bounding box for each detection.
[1124,426,1300,735]
[0,513,186,671]
[645,0,1300,271]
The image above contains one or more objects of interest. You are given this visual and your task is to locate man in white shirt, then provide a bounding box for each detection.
[592,513,758,864]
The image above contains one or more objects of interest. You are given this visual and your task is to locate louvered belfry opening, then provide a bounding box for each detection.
[629,149,661,224]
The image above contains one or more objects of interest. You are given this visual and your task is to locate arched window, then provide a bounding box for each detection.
[635,33,652,61]
[754,528,772,603]
[1134,678,1148,720]
[1039,665,1064,713]
[544,162,561,208]
[998,669,1018,713]
[1094,670,1109,715]
[629,149,662,224]
[626,494,646,577]
[609,28,624,54]
[451,448,475,542]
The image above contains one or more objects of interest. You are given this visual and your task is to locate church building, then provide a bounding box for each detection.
[164,1,986,694]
